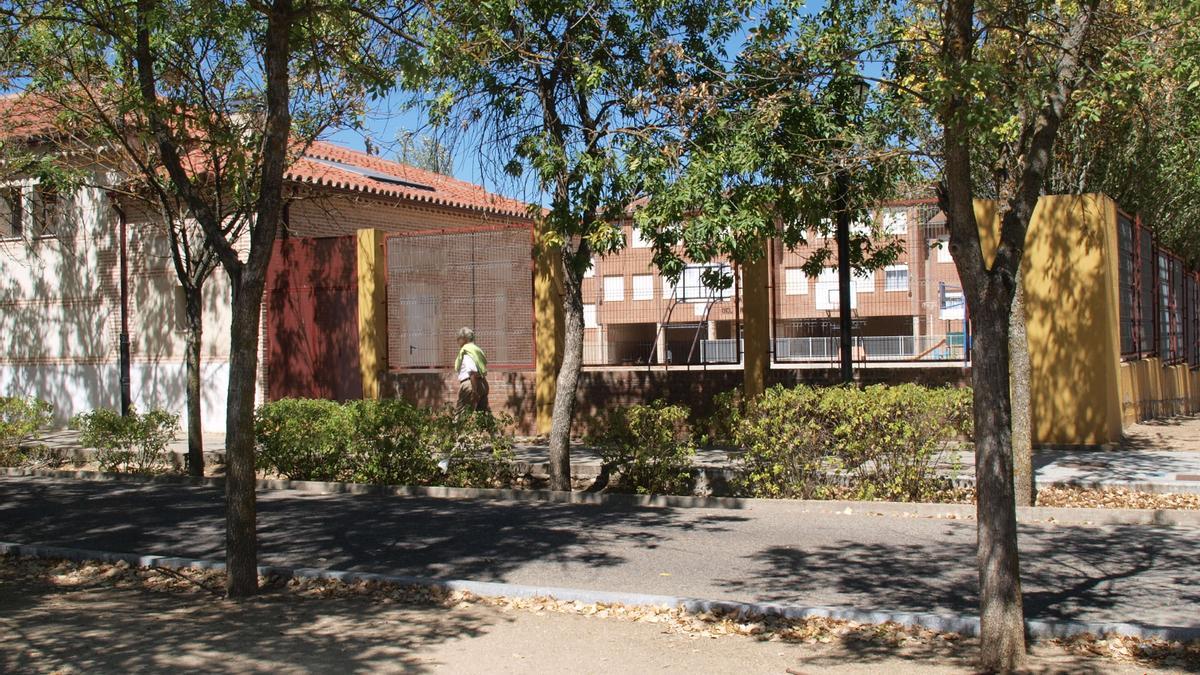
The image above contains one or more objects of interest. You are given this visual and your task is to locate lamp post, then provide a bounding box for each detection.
[835,74,870,384]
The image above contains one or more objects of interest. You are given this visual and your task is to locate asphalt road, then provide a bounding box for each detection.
[1,475,1197,630]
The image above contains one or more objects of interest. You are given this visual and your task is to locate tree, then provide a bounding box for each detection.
[8,0,404,596]
[635,0,916,329]
[395,129,454,176]
[902,0,1103,668]
[408,0,739,490]
[1047,0,1200,265]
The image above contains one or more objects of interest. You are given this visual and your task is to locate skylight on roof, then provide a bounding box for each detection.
[309,157,436,192]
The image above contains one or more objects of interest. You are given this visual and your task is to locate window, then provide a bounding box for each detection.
[935,238,953,263]
[631,226,651,248]
[603,275,624,302]
[884,265,909,292]
[583,256,595,278]
[679,263,732,302]
[883,211,907,235]
[31,185,62,237]
[850,211,874,236]
[632,274,654,300]
[784,268,808,295]
[583,304,598,328]
[663,275,680,299]
[0,187,22,238]
[853,268,875,293]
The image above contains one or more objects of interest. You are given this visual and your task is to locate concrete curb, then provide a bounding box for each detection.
[5,466,1200,526]
[3,541,1197,642]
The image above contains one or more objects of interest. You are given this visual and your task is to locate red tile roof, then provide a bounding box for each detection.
[0,93,73,140]
[0,94,531,219]
[292,141,530,218]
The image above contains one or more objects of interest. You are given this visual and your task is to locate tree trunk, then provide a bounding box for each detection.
[224,273,265,597]
[184,286,205,478]
[547,255,584,492]
[1009,278,1034,507]
[972,297,1027,672]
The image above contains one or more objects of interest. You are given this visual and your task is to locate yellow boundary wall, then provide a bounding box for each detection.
[357,229,389,400]
[1120,359,1199,426]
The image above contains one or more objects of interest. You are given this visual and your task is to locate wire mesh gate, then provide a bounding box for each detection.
[385,226,535,370]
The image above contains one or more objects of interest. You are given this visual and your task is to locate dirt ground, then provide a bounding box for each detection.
[1121,415,1200,453]
[2,557,1195,675]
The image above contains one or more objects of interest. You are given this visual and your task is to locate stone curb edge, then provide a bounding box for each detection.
[3,541,1197,643]
[4,467,1200,527]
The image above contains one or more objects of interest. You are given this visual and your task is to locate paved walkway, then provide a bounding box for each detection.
[1,570,1166,674]
[2,474,1198,632]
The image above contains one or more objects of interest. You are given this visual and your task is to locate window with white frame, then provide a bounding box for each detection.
[883,211,907,235]
[583,304,598,328]
[663,275,680,299]
[935,238,953,263]
[784,267,808,295]
[632,274,654,300]
[884,265,909,291]
[583,256,595,278]
[679,263,733,302]
[850,211,874,236]
[631,226,651,248]
[853,268,875,293]
[603,275,625,302]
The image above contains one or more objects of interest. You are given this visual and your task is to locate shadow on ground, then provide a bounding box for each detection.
[0,574,486,673]
[719,523,1200,629]
[0,477,749,582]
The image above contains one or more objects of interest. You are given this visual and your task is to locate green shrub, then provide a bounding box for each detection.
[345,399,439,485]
[820,384,968,501]
[72,407,179,474]
[590,401,696,495]
[420,409,516,488]
[696,387,743,448]
[735,385,834,499]
[0,396,54,466]
[736,384,972,501]
[255,398,515,488]
[255,399,356,481]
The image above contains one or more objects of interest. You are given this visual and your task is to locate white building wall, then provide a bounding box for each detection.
[1,180,237,432]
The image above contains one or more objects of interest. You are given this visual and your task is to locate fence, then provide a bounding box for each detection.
[385,226,535,370]
[1117,213,1200,367]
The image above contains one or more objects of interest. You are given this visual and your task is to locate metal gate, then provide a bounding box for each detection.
[265,235,362,400]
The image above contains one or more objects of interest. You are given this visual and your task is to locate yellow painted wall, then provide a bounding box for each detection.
[978,195,1124,445]
[356,229,389,399]
[742,252,771,400]
[533,231,564,435]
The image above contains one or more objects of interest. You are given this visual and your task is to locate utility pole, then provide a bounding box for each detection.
[834,74,867,384]
[836,171,853,383]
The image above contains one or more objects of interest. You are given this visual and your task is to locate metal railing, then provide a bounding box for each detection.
[699,339,741,363]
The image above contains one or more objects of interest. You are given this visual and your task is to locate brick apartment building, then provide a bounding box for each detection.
[580,200,970,367]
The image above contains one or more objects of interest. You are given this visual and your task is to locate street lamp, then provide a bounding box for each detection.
[835,74,869,384]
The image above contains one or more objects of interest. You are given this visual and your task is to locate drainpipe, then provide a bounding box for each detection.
[109,193,132,416]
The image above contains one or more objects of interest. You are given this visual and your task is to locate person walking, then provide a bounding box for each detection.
[454,327,489,413]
